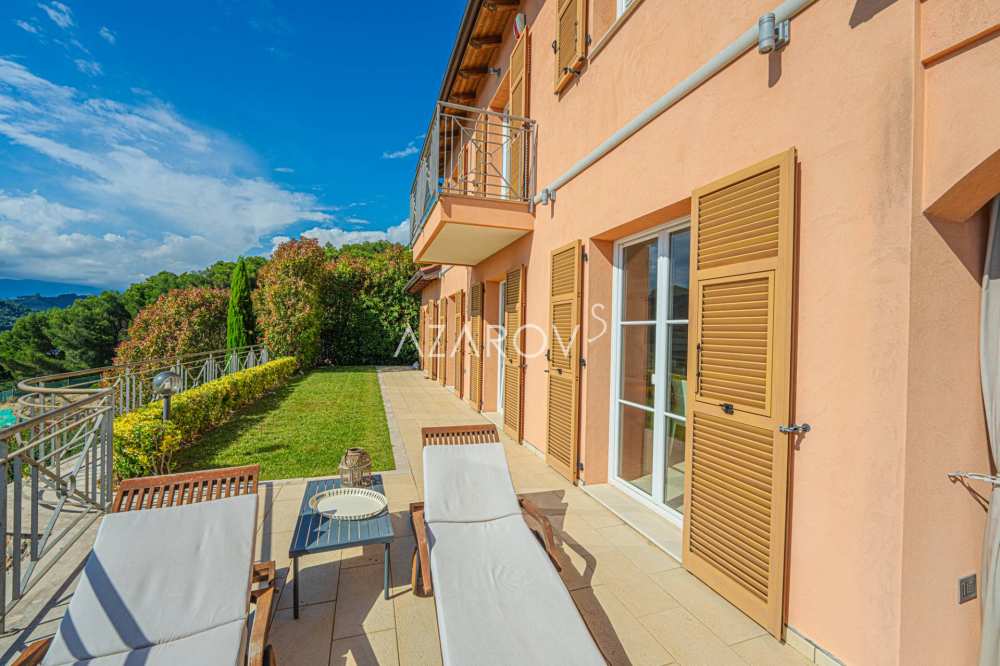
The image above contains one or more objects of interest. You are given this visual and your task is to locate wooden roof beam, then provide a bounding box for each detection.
[469,35,503,48]
[484,0,519,10]
[450,91,477,101]
[458,66,490,77]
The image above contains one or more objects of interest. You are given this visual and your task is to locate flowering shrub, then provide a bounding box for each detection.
[114,288,228,363]
[113,357,298,478]
[253,239,325,367]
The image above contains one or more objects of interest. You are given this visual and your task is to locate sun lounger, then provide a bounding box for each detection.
[14,465,277,666]
[411,425,606,665]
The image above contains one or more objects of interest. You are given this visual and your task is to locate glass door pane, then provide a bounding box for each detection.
[662,416,686,513]
[660,228,690,515]
[618,404,654,494]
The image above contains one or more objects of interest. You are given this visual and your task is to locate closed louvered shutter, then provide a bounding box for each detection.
[554,0,587,93]
[503,266,526,441]
[454,290,465,399]
[429,301,439,380]
[546,241,582,481]
[438,298,447,386]
[508,30,530,199]
[469,283,485,410]
[682,149,797,638]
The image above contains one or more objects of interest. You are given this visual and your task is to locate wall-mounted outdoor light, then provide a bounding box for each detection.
[152,370,182,421]
[757,13,790,54]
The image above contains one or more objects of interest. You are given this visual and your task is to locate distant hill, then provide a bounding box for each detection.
[0,278,103,299]
[0,293,92,331]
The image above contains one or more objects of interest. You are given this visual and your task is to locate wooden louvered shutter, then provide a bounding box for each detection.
[438,298,447,386]
[429,302,439,380]
[546,241,582,481]
[508,30,530,200]
[554,0,587,93]
[469,283,485,410]
[419,305,427,373]
[682,148,797,638]
[503,266,526,441]
[454,290,465,399]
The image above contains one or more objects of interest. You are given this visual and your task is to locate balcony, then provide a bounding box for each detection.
[409,101,536,266]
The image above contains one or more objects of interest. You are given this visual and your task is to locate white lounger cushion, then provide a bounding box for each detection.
[43,494,256,666]
[429,515,605,666]
[56,619,247,666]
[423,443,520,523]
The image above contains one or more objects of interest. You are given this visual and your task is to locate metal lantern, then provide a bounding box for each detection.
[339,447,373,488]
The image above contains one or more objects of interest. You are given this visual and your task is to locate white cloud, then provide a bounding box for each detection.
[0,57,334,286]
[98,26,116,45]
[273,166,294,173]
[74,59,102,77]
[344,216,369,226]
[16,20,40,34]
[294,219,410,248]
[382,141,418,160]
[38,1,73,29]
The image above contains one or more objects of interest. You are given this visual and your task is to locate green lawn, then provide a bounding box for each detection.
[175,366,393,480]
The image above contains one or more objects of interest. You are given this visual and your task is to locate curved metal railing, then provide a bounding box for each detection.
[0,343,268,631]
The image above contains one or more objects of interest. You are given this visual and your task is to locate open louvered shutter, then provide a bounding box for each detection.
[503,266,526,441]
[419,305,427,374]
[454,290,465,399]
[554,0,587,93]
[438,298,448,386]
[469,283,485,410]
[546,241,582,481]
[682,149,797,638]
[509,30,530,200]
[429,302,439,380]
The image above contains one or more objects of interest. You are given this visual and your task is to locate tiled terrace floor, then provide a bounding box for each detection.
[5,368,812,665]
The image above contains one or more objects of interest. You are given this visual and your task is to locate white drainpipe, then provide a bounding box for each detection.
[534,0,820,205]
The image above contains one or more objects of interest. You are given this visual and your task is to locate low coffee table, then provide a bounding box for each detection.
[288,474,394,619]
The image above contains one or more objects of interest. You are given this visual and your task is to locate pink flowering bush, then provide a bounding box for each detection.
[114,288,228,363]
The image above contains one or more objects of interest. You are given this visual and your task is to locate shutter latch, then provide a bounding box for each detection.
[779,423,812,434]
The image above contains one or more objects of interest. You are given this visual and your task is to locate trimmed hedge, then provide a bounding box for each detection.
[113,357,298,479]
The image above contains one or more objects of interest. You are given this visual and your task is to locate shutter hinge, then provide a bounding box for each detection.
[581,249,588,262]
[577,461,584,471]
[586,34,592,46]
[551,39,558,53]
[579,357,586,368]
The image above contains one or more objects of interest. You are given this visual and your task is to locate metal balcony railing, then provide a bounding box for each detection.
[409,101,537,246]
[0,344,268,631]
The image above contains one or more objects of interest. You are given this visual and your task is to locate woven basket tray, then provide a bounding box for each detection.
[308,487,387,520]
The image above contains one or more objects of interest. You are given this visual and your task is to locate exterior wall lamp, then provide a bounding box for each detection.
[757,13,790,54]
[152,370,182,421]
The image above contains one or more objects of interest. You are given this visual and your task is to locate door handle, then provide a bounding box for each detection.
[779,423,811,434]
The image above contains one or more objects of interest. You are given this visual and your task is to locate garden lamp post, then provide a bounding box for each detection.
[152,370,182,421]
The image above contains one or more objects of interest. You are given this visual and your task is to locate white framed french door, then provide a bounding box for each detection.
[608,217,690,524]
[497,280,507,414]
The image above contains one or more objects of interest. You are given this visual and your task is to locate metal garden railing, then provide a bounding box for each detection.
[0,343,269,632]
[409,101,537,245]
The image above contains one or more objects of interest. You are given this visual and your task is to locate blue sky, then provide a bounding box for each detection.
[0,0,464,288]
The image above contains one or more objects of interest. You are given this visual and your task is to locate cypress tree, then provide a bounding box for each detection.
[226,257,255,349]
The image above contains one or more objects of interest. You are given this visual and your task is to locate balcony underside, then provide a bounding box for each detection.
[412,195,533,266]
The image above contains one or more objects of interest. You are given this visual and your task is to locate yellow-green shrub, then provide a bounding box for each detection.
[113,357,297,478]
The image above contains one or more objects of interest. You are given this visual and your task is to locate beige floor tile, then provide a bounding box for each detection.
[576,508,626,529]
[330,628,400,666]
[393,589,442,666]
[616,541,682,574]
[652,569,766,645]
[270,602,334,666]
[572,585,676,666]
[278,550,342,610]
[598,522,655,548]
[733,635,813,666]
[340,542,390,570]
[257,528,294,566]
[334,564,397,639]
[601,580,680,618]
[641,606,746,666]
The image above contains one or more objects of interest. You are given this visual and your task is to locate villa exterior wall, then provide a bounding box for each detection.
[412,0,1000,662]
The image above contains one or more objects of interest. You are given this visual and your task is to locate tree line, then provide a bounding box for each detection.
[0,240,420,387]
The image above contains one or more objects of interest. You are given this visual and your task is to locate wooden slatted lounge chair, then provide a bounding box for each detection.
[14,465,278,666]
[411,425,606,665]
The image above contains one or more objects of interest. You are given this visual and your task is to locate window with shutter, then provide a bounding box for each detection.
[454,290,465,399]
[469,283,485,411]
[546,241,583,481]
[508,30,530,200]
[438,298,448,386]
[554,0,587,93]
[429,301,439,380]
[419,305,427,374]
[682,148,797,639]
[503,266,526,441]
